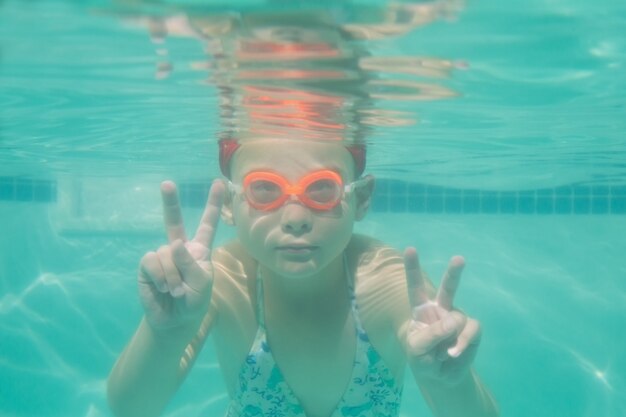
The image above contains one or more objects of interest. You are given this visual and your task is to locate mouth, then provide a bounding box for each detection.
[276,245,319,255]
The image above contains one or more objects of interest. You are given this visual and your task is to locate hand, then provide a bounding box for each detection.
[138,180,225,332]
[404,247,481,386]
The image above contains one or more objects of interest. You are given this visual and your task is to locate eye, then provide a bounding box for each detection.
[306,179,341,203]
[247,180,282,204]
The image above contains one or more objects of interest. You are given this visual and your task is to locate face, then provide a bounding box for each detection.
[228,139,365,279]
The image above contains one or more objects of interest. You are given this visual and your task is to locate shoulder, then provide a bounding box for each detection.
[346,235,407,329]
[346,235,411,377]
[347,234,404,273]
[346,234,435,335]
[211,240,256,281]
[210,240,257,318]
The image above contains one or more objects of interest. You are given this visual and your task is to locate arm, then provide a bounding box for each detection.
[107,180,225,417]
[107,312,215,417]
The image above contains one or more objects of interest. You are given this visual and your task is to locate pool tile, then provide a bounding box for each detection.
[499,192,517,214]
[408,183,426,194]
[591,197,609,214]
[610,196,626,214]
[389,195,407,212]
[573,185,591,197]
[462,192,480,213]
[15,179,33,201]
[611,185,626,196]
[426,185,444,196]
[481,192,499,213]
[371,194,388,212]
[178,183,191,206]
[426,195,444,213]
[537,188,555,197]
[536,197,554,214]
[444,195,462,213]
[199,185,212,207]
[408,195,426,212]
[387,180,407,195]
[554,197,572,214]
[375,179,389,195]
[179,183,210,208]
[0,177,15,200]
[518,192,536,214]
[573,197,590,214]
[592,185,609,196]
[554,186,572,196]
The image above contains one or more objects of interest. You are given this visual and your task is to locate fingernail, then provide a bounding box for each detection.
[448,346,461,358]
[172,286,185,297]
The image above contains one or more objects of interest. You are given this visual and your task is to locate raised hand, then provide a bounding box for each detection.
[404,247,482,386]
[138,180,225,332]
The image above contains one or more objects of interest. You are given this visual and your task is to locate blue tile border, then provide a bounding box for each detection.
[1,176,625,215]
[0,177,57,203]
[367,179,626,215]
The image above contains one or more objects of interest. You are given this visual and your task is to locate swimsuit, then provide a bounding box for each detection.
[225,256,403,417]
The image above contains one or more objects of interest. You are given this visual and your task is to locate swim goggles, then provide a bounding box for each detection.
[229,169,361,211]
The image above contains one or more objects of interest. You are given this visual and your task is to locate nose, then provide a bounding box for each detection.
[280,199,312,235]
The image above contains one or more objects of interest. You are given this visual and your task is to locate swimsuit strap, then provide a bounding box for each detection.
[344,252,367,335]
[255,269,266,330]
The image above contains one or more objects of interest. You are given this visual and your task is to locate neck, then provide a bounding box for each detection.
[259,253,348,318]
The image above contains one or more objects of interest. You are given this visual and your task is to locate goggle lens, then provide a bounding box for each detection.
[303,179,341,205]
[247,180,283,206]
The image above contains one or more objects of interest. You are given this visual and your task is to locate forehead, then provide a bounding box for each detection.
[231,139,354,181]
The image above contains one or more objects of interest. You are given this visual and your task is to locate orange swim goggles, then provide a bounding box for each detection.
[230,170,358,211]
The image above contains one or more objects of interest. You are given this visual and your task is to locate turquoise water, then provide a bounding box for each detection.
[1,0,625,416]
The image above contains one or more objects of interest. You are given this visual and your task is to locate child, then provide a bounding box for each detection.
[107,137,499,417]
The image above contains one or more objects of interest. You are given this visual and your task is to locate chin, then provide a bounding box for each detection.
[271,260,321,279]
[266,251,338,278]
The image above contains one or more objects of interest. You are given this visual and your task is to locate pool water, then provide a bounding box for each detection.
[1,0,625,416]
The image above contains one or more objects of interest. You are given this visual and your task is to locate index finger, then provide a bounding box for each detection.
[404,247,430,310]
[193,179,226,248]
[161,180,187,242]
[436,255,465,311]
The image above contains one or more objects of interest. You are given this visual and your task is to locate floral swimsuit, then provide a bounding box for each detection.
[225,256,403,417]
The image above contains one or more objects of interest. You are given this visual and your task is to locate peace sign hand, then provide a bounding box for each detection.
[138,180,225,333]
[404,247,482,386]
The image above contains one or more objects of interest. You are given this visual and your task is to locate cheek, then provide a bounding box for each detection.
[233,205,276,251]
[317,203,356,242]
